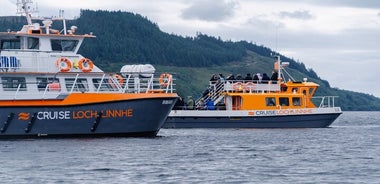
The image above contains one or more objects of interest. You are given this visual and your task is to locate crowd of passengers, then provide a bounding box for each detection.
[209,70,279,84]
[173,95,224,111]
[172,70,280,111]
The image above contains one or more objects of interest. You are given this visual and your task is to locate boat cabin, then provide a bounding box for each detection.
[225,81,319,111]
[0,13,174,101]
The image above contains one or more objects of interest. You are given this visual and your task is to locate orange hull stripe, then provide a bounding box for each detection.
[0,93,178,106]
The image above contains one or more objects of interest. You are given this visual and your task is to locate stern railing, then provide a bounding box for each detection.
[312,96,339,108]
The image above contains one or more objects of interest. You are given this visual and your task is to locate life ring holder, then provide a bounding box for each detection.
[233,82,244,91]
[159,73,172,87]
[244,82,256,92]
[78,58,94,73]
[56,57,72,72]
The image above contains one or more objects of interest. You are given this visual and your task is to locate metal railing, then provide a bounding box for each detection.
[196,80,281,106]
[0,73,176,100]
[312,96,339,108]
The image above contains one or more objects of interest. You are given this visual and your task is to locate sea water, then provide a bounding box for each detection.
[0,111,379,183]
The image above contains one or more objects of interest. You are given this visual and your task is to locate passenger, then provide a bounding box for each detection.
[261,73,270,84]
[218,73,225,82]
[257,73,262,82]
[209,74,219,83]
[271,70,278,84]
[186,96,195,110]
[244,73,252,82]
[173,96,185,110]
[209,74,219,90]
[236,74,243,81]
[196,98,205,110]
[226,73,235,82]
[205,98,216,110]
[269,98,276,106]
[253,73,261,83]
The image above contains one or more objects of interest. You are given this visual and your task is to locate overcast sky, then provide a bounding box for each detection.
[2,0,380,97]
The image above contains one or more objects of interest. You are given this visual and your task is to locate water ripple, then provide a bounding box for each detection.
[0,112,379,183]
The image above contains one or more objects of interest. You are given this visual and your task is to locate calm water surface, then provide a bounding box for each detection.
[0,111,379,183]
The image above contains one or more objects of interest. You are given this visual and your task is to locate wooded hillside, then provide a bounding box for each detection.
[1,10,379,110]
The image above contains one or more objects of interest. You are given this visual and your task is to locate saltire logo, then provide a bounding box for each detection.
[18,112,30,121]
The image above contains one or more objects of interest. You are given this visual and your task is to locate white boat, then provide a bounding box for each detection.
[0,0,178,138]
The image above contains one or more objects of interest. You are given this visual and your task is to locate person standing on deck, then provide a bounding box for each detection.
[187,96,195,110]
[271,70,279,84]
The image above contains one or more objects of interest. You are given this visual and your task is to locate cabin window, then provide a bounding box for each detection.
[1,77,26,91]
[309,88,315,95]
[92,78,118,91]
[265,97,276,106]
[51,39,78,51]
[1,39,21,50]
[37,77,60,91]
[281,86,288,92]
[65,78,89,92]
[27,37,39,49]
[292,97,301,106]
[279,97,289,106]
[292,88,298,93]
[302,90,307,95]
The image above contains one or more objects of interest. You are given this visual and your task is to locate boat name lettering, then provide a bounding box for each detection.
[162,100,174,105]
[73,109,133,119]
[255,110,276,116]
[255,109,313,116]
[277,109,312,115]
[37,111,70,120]
[35,109,133,120]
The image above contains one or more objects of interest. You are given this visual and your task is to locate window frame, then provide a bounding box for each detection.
[1,77,27,91]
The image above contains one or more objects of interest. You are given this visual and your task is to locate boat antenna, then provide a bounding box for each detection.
[276,55,281,82]
[16,0,38,25]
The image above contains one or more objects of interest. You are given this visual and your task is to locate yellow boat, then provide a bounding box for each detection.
[164,56,342,128]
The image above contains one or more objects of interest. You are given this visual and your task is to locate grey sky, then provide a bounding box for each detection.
[181,0,238,21]
[1,0,379,97]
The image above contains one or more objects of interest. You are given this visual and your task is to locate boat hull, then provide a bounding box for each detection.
[0,97,177,138]
[164,108,342,128]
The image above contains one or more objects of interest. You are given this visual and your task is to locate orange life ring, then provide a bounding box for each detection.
[78,58,94,73]
[115,74,124,85]
[244,82,256,91]
[233,82,244,91]
[56,57,72,72]
[159,73,172,87]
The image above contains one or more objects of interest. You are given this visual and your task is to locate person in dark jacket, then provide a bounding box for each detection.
[271,70,279,84]
[236,74,243,81]
[253,73,260,83]
[261,73,270,84]
[226,74,235,82]
[244,73,252,81]
[173,96,185,110]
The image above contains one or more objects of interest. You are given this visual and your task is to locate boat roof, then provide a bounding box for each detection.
[285,81,319,87]
[0,32,96,38]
